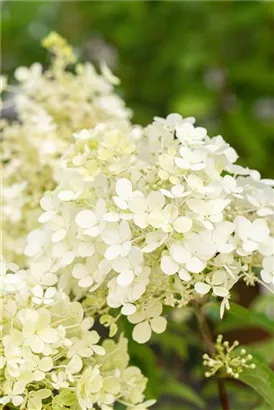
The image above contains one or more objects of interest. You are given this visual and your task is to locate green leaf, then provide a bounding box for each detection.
[255,405,272,410]
[251,294,274,315]
[152,330,188,360]
[249,338,274,365]
[206,302,274,334]
[240,355,274,408]
[156,406,193,410]
[161,378,206,408]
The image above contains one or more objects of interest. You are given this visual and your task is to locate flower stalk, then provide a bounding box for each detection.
[193,301,230,410]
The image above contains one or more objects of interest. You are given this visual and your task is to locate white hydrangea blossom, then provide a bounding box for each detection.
[25,114,274,343]
[0,257,152,410]
[1,32,131,264]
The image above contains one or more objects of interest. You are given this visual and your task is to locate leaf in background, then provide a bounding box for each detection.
[248,338,274,365]
[251,294,274,317]
[161,378,206,409]
[127,341,161,398]
[240,355,274,408]
[152,331,188,360]
[156,406,193,410]
[206,302,274,334]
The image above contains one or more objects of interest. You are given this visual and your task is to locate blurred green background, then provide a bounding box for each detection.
[2,2,274,409]
[2,1,274,177]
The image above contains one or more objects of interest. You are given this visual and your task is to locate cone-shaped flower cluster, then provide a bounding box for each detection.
[25,113,274,343]
[1,32,130,264]
[1,34,274,409]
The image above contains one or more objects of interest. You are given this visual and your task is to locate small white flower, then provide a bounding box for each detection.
[102,221,132,261]
[31,285,56,305]
[128,301,167,344]
[235,216,270,255]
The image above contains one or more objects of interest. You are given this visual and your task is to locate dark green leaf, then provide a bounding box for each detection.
[240,355,274,408]
[161,378,206,408]
[206,302,274,334]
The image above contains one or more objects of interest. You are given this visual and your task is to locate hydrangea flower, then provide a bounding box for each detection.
[1,32,131,264]
[0,258,150,410]
[25,113,274,344]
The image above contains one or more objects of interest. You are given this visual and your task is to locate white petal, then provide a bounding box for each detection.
[175,157,190,169]
[170,243,191,264]
[60,251,75,266]
[148,210,165,228]
[37,328,58,343]
[195,127,207,139]
[161,255,178,275]
[134,214,149,228]
[211,270,226,286]
[127,311,146,324]
[25,242,41,257]
[243,240,258,253]
[32,285,43,298]
[186,257,205,273]
[105,245,121,260]
[104,212,120,222]
[112,256,130,273]
[263,256,274,272]
[119,220,131,241]
[163,204,178,221]
[99,259,112,274]
[41,273,58,287]
[39,357,53,372]
[121,241,131,256]
[121,303,136,315]
[117,270,134,287]
[12,396,24,406]
[194,282,211,295]
[79,276,94,288]
[178,268,191,281]
[75,210,97,229]
[213,286,229,297]
[27,335,44,353]
[251,220,269,242]
[84,226,100,237]
[67,355,83,374]
[51,228,67,243]
[132,321,152,344]
[128,246,143,266]
[92,345,105,356]
[171,184,185,197]
[173,217,192,233]
[52,243,67,257]
[102,225,120,245]
[260,270,273,284]
[160,189,175,198]
[150,317,167,334]
[44,287,56,299]
[257,208,273,217]
[147,191,165,210]
[72,263,88,279]
[113,196,128,210]
[128,195,147,214]
[58,190,75,201]
[146,301,163,318]
[78,243,95,257]
[38,211,54,223]
[116,178,132,199]
[32,297,42,305]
